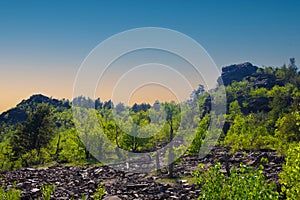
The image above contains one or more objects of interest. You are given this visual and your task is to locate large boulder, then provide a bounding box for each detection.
[218,62,258,86]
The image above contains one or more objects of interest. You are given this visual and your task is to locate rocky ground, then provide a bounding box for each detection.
[0,146,285,200]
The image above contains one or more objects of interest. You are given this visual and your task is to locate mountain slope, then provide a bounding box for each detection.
[0,94,70,126]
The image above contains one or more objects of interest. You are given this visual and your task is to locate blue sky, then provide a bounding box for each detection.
[1,0,300,111]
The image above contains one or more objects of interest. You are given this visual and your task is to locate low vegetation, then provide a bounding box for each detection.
[0,187,21,200]
[193,163,279,199]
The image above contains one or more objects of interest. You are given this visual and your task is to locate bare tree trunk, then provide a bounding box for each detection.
[225,151,230,177]
[55,133,61,160]
[155,139,161,173]
[168,123,174,178]
[115,125,119,148]
[156,152,161,173]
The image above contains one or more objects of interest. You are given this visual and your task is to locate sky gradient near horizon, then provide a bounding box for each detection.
[1,0,300,112]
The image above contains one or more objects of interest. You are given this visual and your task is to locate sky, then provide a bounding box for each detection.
[1,0,300,112]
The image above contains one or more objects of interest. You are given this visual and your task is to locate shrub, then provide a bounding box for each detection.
[40,185,56,200]
[280,144,300,199]
[193,162,279,200]
[0,186,21,200]
[92,183,106,200]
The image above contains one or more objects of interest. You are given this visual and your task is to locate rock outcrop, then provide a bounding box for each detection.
[218,62,258,86]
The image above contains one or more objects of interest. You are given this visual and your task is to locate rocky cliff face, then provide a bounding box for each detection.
[218,62,258,86]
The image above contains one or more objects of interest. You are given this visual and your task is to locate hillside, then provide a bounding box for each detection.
[0,60,300,199]
[0,94,70,126]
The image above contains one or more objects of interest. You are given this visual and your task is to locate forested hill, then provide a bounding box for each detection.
[0,94,70,126]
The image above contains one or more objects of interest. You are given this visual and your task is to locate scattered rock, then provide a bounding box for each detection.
[103,196,122,200]
[0,146,284,199]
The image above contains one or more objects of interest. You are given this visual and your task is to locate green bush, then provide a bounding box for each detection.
[193,162,279,200]
[223,113,275,152]
[92,183,106,200]
[40,185,56,200]
[280,144,300,199]
[0,187,21,200]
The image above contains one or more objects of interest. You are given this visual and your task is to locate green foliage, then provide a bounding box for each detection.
[0,139,14,170]
[260,157,269,164]
[73,108,107,160]
[275,61,299,85]
[11,103,56,166]
[118,118,149,152]
[193,163,279,200]
[0,186,21,200]
[225,80,250,103]
[164,102,181,178]
[267,84,294,120]
[227,100,242,120]
[92,183,106,200]
[264,66,276,75]
[223,113,273,152]
[56,129,86,163]
[1,60,300,190]
[275,111,300,142]
[188,115,209,155]
[250,87,268,98]
[222,78,300,153]
[280,144,300,199]
[40,185,56,200]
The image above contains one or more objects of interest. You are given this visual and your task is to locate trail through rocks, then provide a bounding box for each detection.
[0,146,284,200]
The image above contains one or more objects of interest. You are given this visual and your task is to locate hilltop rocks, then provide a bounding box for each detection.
[217,62,281,90]
[218,62,258,86]
[249,73,277,89]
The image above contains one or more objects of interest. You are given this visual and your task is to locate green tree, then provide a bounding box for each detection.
[164,102,180,178]
[73,108,105,161]
[188,115,209,155]
[11,103,56,165]
[275,111,300,143]
[56,128,86,163]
